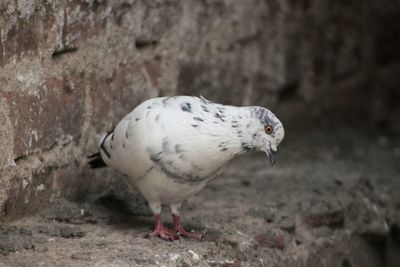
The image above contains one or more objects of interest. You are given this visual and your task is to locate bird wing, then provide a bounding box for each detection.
[108,96,233,184]
[138,97,232,184]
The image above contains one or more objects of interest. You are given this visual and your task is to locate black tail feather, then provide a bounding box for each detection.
[87,152,100,159]
[87,152,107,168]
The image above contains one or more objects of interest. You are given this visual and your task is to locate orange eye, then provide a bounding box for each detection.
[264,125,273,134]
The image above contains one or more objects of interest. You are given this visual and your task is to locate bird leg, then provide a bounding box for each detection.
[172,213,203,240]
[145,214,177,241]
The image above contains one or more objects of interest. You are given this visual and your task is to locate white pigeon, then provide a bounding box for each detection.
[88,96,284,240]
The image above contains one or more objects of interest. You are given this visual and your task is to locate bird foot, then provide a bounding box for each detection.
[172,213,203,240]
[145,214,178,241]
[145,214,203,241]
[175,229,203,240]
[145,226,177,241]
[145,227,202,241]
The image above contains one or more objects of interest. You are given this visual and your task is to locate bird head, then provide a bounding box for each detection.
[246,107,284,165]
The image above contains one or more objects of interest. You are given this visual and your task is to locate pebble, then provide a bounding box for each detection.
[59,226,86,238]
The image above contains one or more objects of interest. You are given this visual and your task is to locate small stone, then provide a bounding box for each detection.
[334,179,343,186]
[18,228,32,236]
[312,226,334,238]
[36,225,59,237]
[240,180,251,186]
[59,226,85,238]
[34,245,48,253]
[247,208,275,223]
[277,215,295,233]
[23,243,34,250]
[254,231,285,250]
[71,252,92,260]
[302,200,344,228]
[203,228,224,242]
[96,241,109,248]
[359,176,374,191]
[179,261,191,267]
[209,260,241,267]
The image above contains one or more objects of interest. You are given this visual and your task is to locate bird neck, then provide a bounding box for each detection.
[211,106,259,155]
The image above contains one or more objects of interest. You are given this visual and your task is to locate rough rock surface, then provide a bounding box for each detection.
[1,0,400,218]
[0,131,399,266]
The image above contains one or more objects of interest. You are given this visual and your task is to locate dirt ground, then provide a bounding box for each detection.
[0,130,399,267]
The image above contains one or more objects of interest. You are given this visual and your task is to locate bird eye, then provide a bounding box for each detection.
[264,125,273,135]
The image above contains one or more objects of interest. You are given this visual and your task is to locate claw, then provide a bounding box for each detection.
[176,230,203,240]
[146,214,203,241]
[145,228,177,241]
[172,214,203,240]
[146,214,178,241]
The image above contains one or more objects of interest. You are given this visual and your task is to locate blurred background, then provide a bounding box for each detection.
[0,0,399,266]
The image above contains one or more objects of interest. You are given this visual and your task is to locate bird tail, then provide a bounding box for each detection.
[87,152,107,168]
[87,130,114,169]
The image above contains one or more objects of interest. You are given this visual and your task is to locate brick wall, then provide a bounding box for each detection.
[0,0,399,219]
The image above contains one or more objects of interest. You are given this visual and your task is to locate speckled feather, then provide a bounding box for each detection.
[96,96,284,214]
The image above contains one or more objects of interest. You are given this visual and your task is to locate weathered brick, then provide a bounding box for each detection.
[177,62,247,105]
[0,100,14,168]
[3,164,81,219]
[0,35,3,66]
[143,58,162,88]
[60,0,107,49]
[132,0,182,42]
[1,15,41,66]
[3,73,85,158]
[90,62,159,130]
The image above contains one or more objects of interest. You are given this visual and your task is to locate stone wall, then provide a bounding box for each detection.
[1,0,400,219]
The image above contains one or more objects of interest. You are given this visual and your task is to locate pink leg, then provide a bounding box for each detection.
[172,213,203,240]
[145,214,177,241]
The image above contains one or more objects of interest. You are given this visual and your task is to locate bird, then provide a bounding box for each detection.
[88,96,284,240]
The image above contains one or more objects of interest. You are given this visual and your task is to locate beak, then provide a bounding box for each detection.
[267,145,278,166]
